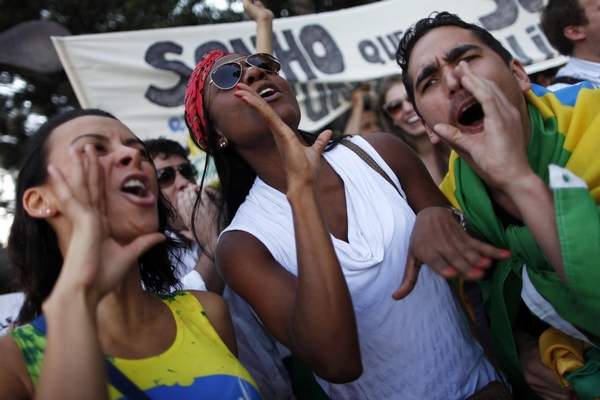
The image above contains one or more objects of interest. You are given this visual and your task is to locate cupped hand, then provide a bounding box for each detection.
[234,83,332,190]
[433,61,532,192]
[349,84,370,107]
[47,145,164,304]
[392,206,511,300]
[177,185,220,249]
[176,183,199,234]
[242,0,274,23]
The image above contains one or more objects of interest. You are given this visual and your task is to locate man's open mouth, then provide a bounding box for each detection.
[458,102,484,127]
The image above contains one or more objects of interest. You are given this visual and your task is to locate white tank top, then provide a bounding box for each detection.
[223,136,499,399]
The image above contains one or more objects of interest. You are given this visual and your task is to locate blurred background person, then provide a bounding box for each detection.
[378,74,450,185]
[343,84,382,136]
[541,0,600,90]
[528,66,562,88]
[144,138,221,293]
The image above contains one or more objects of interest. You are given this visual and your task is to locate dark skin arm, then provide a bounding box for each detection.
[219,230,361,382]
[361,132,447,212]
[217,83,361,383]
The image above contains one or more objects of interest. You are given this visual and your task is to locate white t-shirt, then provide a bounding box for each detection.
[547,57,600,91]
[166,231,207,291]
[223,136,499,399]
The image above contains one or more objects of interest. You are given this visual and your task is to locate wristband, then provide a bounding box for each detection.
[439,205,469,230]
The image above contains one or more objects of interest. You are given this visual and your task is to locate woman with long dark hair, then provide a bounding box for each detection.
[184,51,510,398]
[0,109,260,399]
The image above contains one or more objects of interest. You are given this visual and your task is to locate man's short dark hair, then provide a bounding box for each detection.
[541,0,588,56]
[396,12,513,109]
[144,137,189,162]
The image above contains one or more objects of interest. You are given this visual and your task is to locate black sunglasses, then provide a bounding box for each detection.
[156,163,197,187]
[209,53,281,90]
[382,95,409,116]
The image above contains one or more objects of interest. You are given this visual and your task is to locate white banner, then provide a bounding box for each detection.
[52,0,565,148]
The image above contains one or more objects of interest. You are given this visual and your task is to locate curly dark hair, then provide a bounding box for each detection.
[7,109,181,324]
[144,137,190,162]
[541,0,588,56]
[396,12,513,111]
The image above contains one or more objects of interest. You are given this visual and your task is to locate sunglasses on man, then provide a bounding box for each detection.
[209,53,281,91]
[156,163,197,188]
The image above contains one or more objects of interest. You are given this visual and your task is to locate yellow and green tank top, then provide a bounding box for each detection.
[8,290,261,399]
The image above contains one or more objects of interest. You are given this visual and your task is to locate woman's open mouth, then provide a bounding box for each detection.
[121,179,148,197]
[256,83,282,102]
[120,176,155,206]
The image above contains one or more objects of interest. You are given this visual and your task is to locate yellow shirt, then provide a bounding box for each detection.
[10,290,261,399]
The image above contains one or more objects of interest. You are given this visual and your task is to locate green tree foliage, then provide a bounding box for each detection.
[0,0,230,170]
[0,0,379,170]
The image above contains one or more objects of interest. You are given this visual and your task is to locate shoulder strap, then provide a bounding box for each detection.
[340,140,405,200]
[30,315,152,400]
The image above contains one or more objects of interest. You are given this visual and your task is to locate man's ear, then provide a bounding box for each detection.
[564,25,587,42]
[509,59,532,92]
[422,120,440,144]
[23,187,57,219]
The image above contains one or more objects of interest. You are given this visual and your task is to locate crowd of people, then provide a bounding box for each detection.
[0,0,599,399]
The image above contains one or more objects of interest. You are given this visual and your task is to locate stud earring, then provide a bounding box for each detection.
[46,209,51,215]
[219,142,225,148]
[38,210,43,215]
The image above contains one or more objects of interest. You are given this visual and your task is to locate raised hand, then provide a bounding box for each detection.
[46,144,164,305]
[242,0,274,24]
[234,83,332,190]
[392,206,511,300]
[177,184,220,250]
[243,0,274,55]
[433,60,533,192]
[349,84,370,108]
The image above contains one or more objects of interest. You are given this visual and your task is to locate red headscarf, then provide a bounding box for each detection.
[184,50,232,151]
